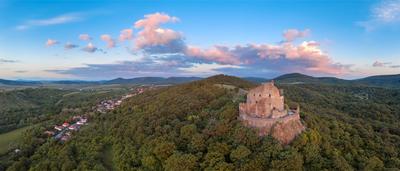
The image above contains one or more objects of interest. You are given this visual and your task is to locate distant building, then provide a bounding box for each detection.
[68,124,79,131]
[62,122,70,127]
[54,126,63,131]
[239,81,305,144]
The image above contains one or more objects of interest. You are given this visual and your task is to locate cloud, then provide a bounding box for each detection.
[134,13,184,52]
[390,65,400,68]
[64,42,79,50]
[372,60,400,68]
[100,34,116,48]
[46,39,59,47]
[46,55,194,79]
[283,29,310,42]
[0,58,18,63]
[17,13,82,30]
[119,29,134,41]
[47,12,350,77]
[15,70,28,73]
[79,34,92,41]
[185,46,241,64]
[82,43,99,53]
[183,40,348,75]
[358,0,400,30]
[179,63,242,75]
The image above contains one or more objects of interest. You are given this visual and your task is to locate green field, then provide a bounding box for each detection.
[0,126,31,155]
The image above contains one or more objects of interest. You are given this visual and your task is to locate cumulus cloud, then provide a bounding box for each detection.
[119,29,134,41]
[16,13,82,30]
[46,12,350,77]
[46,39,59,47]
[100,34,116,48]
[184,41,348,75]
[358,0,400,30]
[79,34,92,41]
[134,13,184,52]
[283,29,310,42]
[64,42,79,50]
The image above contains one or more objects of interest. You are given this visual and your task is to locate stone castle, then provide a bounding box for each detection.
[239,81,305,144]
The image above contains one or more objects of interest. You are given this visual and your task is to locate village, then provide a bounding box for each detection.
[42,86,152,142]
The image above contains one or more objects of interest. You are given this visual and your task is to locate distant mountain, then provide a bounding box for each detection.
[1,73,399,88]
[0,79,42,86]
[242,77,269,83]
[274,73,350,85]
[274,73,400,88]
[356,74,400,88]
[105,77,202,85]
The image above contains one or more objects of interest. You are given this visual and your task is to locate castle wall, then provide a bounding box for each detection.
[239,81,304,144]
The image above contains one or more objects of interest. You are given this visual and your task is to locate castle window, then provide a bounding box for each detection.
[259,94,261,97]
[269,94,271,97]
[256,101,258,103]
[253,94,255,96]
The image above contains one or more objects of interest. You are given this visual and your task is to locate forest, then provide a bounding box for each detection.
[1,75,400,170]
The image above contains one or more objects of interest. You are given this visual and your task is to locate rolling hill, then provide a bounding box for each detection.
[3,75,399,170]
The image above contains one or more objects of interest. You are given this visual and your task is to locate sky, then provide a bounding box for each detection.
[0,0,400,80]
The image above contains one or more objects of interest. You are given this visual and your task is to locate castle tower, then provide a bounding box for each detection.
[238,81,305,144]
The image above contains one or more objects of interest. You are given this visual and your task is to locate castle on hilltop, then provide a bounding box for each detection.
[239,81,305,144]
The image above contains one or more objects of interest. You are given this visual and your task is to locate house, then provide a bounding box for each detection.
[68,124,79,131]
[54,126,63,131]
[62,122,70,127]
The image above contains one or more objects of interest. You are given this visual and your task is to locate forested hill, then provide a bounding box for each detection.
[3,75,400,170]
[273,73,400,88]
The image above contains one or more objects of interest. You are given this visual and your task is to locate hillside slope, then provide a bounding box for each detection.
[3,75,400,170]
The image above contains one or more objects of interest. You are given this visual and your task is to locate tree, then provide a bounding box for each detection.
[164,153,197,171]
[230,145,251,162]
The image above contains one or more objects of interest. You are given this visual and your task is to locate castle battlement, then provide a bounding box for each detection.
[239,81,305,144]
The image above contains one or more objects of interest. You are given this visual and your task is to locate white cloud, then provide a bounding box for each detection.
[17,13,82,30]
[358,0,400,30]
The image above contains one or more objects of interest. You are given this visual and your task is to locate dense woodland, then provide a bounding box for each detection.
[1,75,400,170]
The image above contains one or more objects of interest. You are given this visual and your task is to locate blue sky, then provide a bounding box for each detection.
[0,0,399,80]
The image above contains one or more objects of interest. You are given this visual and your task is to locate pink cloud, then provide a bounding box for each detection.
[134,13,182,49]
[119,29,133,41]
[134,12,178,29]
[283,29,310,42]
[46,39,59,47]
[79,34,92,41]
[100,34,116,48]
[185,46,241,65]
